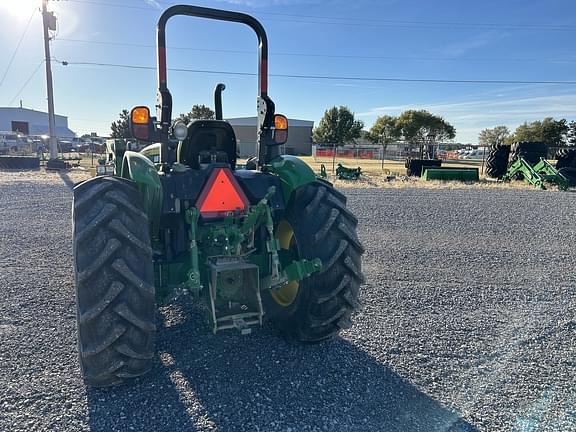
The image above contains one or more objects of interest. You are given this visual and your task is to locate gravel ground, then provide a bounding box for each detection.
[1,172,575,431]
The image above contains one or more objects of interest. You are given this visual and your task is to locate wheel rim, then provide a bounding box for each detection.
[271,220,300,307]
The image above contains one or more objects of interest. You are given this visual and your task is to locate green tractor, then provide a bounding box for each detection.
[72,4,364,387]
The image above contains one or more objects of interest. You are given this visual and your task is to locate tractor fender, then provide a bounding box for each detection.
[121,150,163,236]
[267,155,317,202]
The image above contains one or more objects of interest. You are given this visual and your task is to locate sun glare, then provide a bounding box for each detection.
[0,0,39,18]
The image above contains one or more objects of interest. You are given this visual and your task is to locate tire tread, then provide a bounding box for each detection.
[265,181,364,342]
[73,176,155,387]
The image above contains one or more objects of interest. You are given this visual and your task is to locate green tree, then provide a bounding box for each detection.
[179,104,215,123]
[312,106,364,145]
[478,126,510,147]
[507,121,537,143]
[368,115,401,144]
[541,117,568,147]
[396,110,456,156]
[367,115,401,168]
[110,109,131,139]
[508,118,568,146]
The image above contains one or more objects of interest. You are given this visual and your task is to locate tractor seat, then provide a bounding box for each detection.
[177,120,237,170]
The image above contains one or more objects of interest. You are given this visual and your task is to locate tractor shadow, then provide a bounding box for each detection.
[86,302,477,432]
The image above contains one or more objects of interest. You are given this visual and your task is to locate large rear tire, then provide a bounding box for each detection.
[73,176,156,387]
[263,181,364,342]
[485,144,510,179]
[559,167,576,187]
[556,148,576,170]
[509,141,548,166]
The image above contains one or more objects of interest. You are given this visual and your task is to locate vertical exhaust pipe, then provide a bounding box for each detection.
[214,83,225,120]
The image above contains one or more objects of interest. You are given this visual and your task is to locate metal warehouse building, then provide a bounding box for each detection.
[0,107,75,137]
[227,117,314,157]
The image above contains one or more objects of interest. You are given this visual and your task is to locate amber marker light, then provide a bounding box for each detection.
[274,114,288,130]
[131,107,150,124]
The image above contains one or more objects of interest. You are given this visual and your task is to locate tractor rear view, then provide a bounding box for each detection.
[72,5,363,386]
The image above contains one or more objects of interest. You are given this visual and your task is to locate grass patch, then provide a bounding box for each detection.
[65,153,558,191]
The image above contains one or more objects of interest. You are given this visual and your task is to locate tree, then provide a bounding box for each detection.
[507,121,535,143]
[396,110,455,157]
[567,120,576,146]
[508,117,568,146]
[541,117,568,147]
[312,106,364,145]
[478,126,510,147]
[179,104,215,123]
[110,109,131,139]
[368,115,400,145]
[367,115,401,169]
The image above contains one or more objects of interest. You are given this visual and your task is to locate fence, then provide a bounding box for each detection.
[312,144,456,161]
[314,147,377,159]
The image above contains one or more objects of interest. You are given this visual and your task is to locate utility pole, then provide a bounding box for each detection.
[42,0,58,161]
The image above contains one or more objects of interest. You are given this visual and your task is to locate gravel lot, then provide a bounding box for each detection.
[1,172,575,431]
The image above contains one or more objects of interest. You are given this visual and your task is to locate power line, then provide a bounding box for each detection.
[67,0,156,10]
[9,60,46,106]
[0,8,37,87]
[56,37,253,52]
[55,37,570,64]
[56,60,576,86]
[65,0,576,32]
[241,10,576,32]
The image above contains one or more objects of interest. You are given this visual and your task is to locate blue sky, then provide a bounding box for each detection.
[1,0,575,143]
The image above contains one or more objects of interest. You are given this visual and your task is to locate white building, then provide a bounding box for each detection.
[227,117,314,157]
[0,107,75,137]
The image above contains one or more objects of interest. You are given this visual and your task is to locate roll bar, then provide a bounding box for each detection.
[155,5,275,165]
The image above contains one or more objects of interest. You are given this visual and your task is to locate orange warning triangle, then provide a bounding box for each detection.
[197,168,249,217]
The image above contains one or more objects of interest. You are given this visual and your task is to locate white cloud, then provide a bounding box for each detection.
[439,31,508,58]
[144,0,161,9]
[358,91,576,143]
